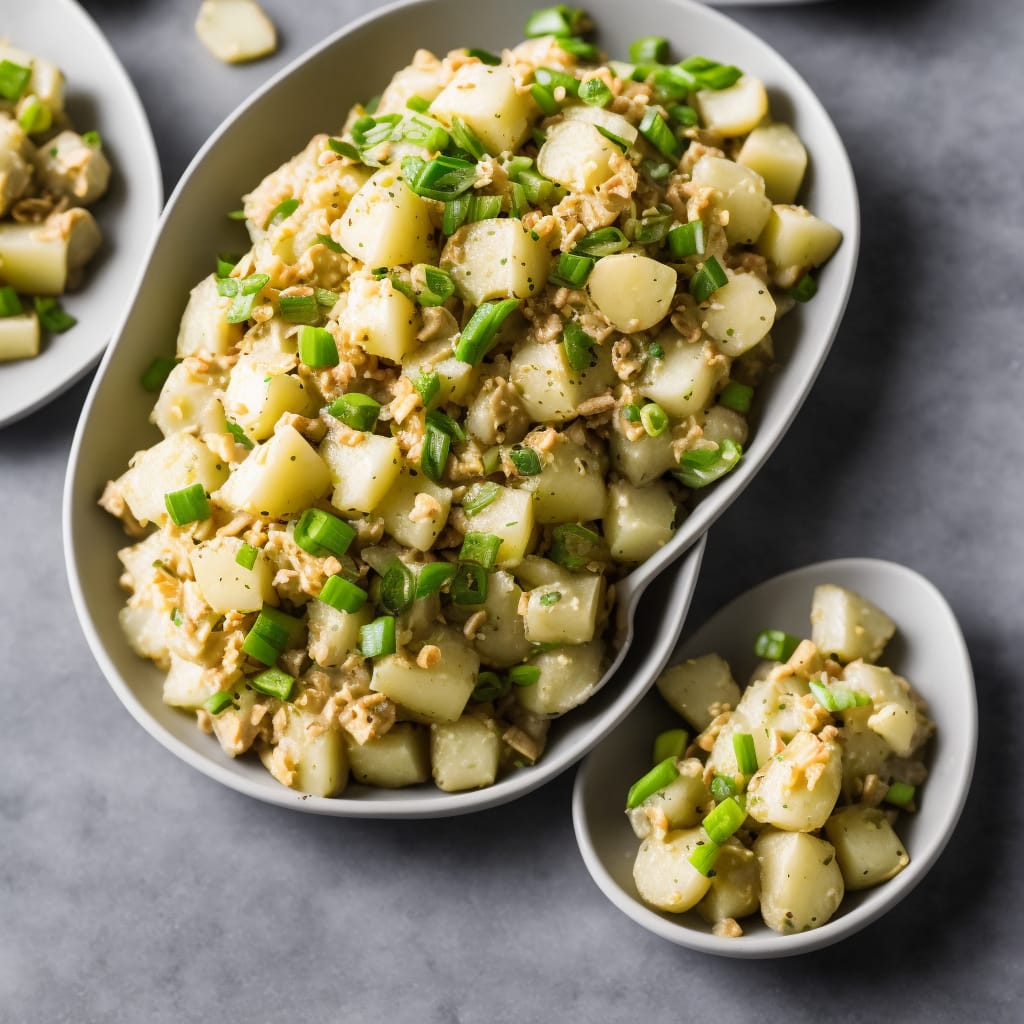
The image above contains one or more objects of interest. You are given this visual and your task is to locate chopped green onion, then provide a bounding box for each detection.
[689,839,720,877]
[164,483,210,526]
[442,196,472,235]
[293,508,357,558]
[525,5,587,37]
[640,402,669,437]
[417,265,456,306]
[214,252,241,277]
[667,103,699,127]
[314,232,345,254]
[632,209,673,245]
[573,226,629,259]
[451,563,488,605]
[235,543,259,570]
[621,403,640,423]
[264,197,299,230]
[539,591,562,607]
[629,37,669,65]
[170,608,183,627]
[33,296,76,333]
[466,194,503,222]
[642,159,672,184]
[413,370,441,409]
[754,629,802,662]
[298,325,339,367]
[0,60,31,101]
[327,137,361,161]
[0,286,22,318]
[403,154,478,201]
[465,47,501,65]
[319,574,369,614]
[638,107,680,159]
[454,299,519,365]
[594,124,630,152]
[481,446,502,475]
[510,180,528,219]
[710,774,737,802]
[405,94,431,113]
[389,274,417,303]
[250,667,295,701]
[884,782,917,809]
[460,532,502,570]
[732,733,758,775]
[316,288,339,308]
[562,320,596,372]
[790,273,818,303]
[549,523,602,570]
[508,664,541,687]
[549,251,594,288]
[651,729,688,764]
[579,77,613,107]
[250,606,303,650]
[556,37,599,61]
[402,115,450,153]
[326,392,381,431]
[203,691,235,716]
[380,562,415,614]
[534,67,580,96]
[140,357,179,392]
[719,380,753,415]
[224,418,254,449]
[680,55,743,91]
[449,115,488,159]
[702,796,746,844]
[675,439,742,488]
[279,294,320,325]
[225,273,270,324]
[18,95,51,134]
[649,343,664,358]
[689,255,729,302]
[82,130,102,149]
[808,679,872,713]
[529,83,561,116]
[425,408,466,442]
[414,561,457,599]
[508,446,542,476]
[472,670,510,702]
[462,481,501,516]
[421,421,451,483]
[241,629,281,667]
[626,757,679,808]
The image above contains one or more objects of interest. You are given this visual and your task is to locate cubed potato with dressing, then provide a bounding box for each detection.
[522,573,604,645]
[537,119,621,192]
[754,830,844,933]
[340,272,420,363]
[176,274,244,358]
[587,253,677,332]
[461,484,534,566]
[321,432,402,515]
[518,435,606,524]
[695,75,768,137]
[442,218,550,306]
[602,478,676,563]
[656,654,742,731]
[346,723,430,788]
[430,63,533,155]
[222,362,317,442]
[736,123,808,205]
[698,271,776,357]
[375,468,452,552]
[633,828,714,913]
[515,638,605,716]
[757,205,843,288]
[189,535,276,613]
[825,805,910,891]
[691,155,772,246]
[811,584,895,664]
[430,715,502,792]
[510,337,615,424]
[638,331,721,418]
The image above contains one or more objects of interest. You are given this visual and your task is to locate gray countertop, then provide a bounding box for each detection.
[2,0,1021,1019]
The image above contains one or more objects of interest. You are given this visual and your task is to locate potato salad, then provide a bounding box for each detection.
[102,6,842,798]
[627,585,933,937]
[0,42,109,360]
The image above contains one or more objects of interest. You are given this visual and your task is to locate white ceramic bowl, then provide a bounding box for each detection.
[0,0,162,427]
[64,0,856,817]
[573,559,978,956]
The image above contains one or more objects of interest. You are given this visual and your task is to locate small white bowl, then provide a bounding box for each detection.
[64,0,856,816]
[573,559,977,956]
[0,0,162,427]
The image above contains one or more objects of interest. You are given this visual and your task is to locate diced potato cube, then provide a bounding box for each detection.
[560,104,639,145]
[0,209,100,294]
[346,723,430,787]
[0,119,33,217]
[162,655,218,710]
[335,164,438,268]
[609,424,676,487]
[430,63,533,154]
[811,584,895,664]
[189,535,276,613]
[376,61,445,116]
[0,312,40,362]
[627,759,711,838]
[176,274,244,358]
[321,432,402,515]
[510,338,615,424]
[825,805,910,891]
[430,715,502,792]
[695,75,768,137]
[462,484,534,566]
[222,362,316,441]
[371,629,480,723]
[340,272,420,363]
[696,839,761,924]
[754,830,844,933]
[736,123,808,204]
[260,706,348,797]
[403,337,478,405]
[638,331,721,418]
[523,573,603,645]
[702,405,748,447]
[587,253,677,332]
[656,653,741,731]
[603,478,676,563]
[441,219,550,306]
[842,661,923,758]
[307,600,373,668]
[691,155,772,246]
[468,569,532,668]
[633,828,714,913]
[518,436,606,524]
[216,425,331,518]
[195,0,278,65]
[698,271,776,357]
[746,730,843,832]
[152,361,226,437]
[537,120,620,192]
[121,433,229,525]
[120,604,171,666]
[33,130,111,206]
[375,469,452,552]
[515,638,605,716]
[756,205,843,287]
[513,555,574,590]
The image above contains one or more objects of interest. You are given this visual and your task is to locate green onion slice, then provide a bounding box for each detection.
[249,667,295,701]
[674,439,742,489]
[652,728,689,764]
[529,83,561,117]
[710,774,737,802]
[0,286,23,318]
[640,402,669,437]
[413,370,441,409]
[326,392,381,431]
[451,563,488,605]
[251,606,303,650]
[668,103,699,127]
[403,154,478,201]
[293,508,357,558]
[621,403,640,423]
[215,252,241,277]
[638,108,680,159]
[556,36,599,60]
[808,679,872,713]
[414,561,457,599]
[34,296,76,333]
[417,265,456,306]
[462,481,500,516]
[562,320,596,372]
[549,251,594,289]
[315,232,345,254]
[884,782,916,809]
[690,255,728,302]
[572,226,629,259]
[753,629,801,662]
[360,616,397,658]
[319,574,369,614]
[241,629,281,667]
[164,483,210,526]
[425,408,466,441]
[442,195,472,235]
[732,733,758,775]
[279,294,321,325]
[702,796,746,844]
[379,561,415,615]
[460,532,502,570]
[225,273,270,324]
[298,325,339,368]
[328,138,361,161]
[680,55,743,91]
[549,523,602,570]
[421,421,451,483]
[688,839,721,877]
[203,691,235,716]
[719,380,753,415]
[629,36,669,65]
[264,197,299,230]
[466,194,502,222]
[140,357,179,392]
[525,5,587,37]
[235,543,259,570]
[790,273,818,303]
[0,60,32,101]
[454,299,519,365]
[626,756,679,809]
[472,670,510,702]
[539,591,562,607]
[508,446,542,476]
[465,47,502,65]
[448,115,488,160]
[579,77,613,107]
[508,664,541,687]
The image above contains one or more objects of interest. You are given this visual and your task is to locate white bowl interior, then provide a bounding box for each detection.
[573,558,978,956]
[0,0,162,427]
[66,0,855,816]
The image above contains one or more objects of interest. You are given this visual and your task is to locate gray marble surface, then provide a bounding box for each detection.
[2,0,1021,1020]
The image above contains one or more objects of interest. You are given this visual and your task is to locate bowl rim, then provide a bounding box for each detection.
[571,557,978,957]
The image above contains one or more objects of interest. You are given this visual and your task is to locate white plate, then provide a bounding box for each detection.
[573,559,978,956]
[65,0,857,817]
[0,0,162,427]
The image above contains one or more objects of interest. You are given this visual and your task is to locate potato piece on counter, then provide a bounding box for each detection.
[195,0,278,64]
[754,830,844,933]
